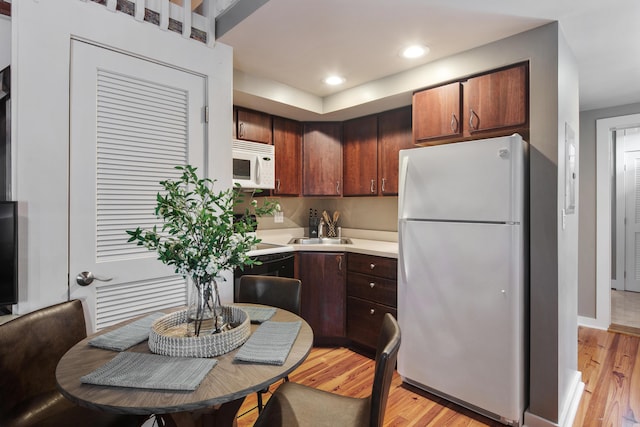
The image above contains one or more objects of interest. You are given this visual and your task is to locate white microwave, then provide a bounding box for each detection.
[232,140,275,190]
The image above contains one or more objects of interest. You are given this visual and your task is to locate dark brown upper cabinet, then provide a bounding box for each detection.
[377,107,413,196]
[413,82,462,144]
[236,107,272,144]
[412,62,528,145]
[343,115,378,196]
[303,122,343,196]
[272,116,302,196]
[462,64,528,136]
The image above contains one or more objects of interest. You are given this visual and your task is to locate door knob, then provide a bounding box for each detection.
[76,271,113,287]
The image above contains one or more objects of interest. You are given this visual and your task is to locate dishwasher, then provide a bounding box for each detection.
[233,246,295,302]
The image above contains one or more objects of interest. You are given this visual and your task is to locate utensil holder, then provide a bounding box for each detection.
[326,223,337,237]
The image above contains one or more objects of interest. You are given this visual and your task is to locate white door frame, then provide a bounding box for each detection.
[592,113,640,329]
[622,149,640,293]
[614,132,640,292]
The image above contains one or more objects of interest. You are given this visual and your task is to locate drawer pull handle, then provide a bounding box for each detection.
[370,263,376,270]
[369,282,375,288]
[370,309,375,315]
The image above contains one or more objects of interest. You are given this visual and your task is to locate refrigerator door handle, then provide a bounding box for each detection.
[398,219,408,286]
[398,156,410,219]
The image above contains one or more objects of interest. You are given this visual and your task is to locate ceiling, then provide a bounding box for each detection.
[218,0,640,121]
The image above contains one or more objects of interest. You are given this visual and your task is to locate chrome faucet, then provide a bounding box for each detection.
[318,220,324,238]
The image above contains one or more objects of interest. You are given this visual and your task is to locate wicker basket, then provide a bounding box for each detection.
[148,306,250,358]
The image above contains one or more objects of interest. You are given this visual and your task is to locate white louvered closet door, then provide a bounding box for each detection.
[69,40,206,332]
[625,150,640,292]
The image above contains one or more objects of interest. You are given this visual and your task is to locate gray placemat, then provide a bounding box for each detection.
[234,320,301,365]
[80,352,217,391]
[236,306,277,323]
[89,312,165,351]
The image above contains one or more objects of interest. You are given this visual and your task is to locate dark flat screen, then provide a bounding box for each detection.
[233,158,251,180]
[0,201,17,305]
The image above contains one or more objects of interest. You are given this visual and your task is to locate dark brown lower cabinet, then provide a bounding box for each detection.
[299,252,346,346]
[346,253,397,353]
[347,297,397,350]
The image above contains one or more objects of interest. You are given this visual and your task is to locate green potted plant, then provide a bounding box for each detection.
[127,165,276,336]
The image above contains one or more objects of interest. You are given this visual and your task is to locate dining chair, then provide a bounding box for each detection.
[237,274,301,315]
[237,274,302,412]
[0,300,142,427]
[253,313,401,427]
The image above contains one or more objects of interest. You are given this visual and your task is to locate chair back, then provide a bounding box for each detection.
[369,313,401,427]
[0,300,87,418]
[237,275,302,315]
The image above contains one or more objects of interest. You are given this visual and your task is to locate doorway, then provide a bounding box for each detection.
[612,127,640,330]
[595,114,640,332]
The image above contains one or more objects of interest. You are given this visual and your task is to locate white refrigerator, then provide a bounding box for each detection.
[397,134,527,426]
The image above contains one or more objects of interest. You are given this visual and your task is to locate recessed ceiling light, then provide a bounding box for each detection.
[324,75,346,86]
[401,45,429,59]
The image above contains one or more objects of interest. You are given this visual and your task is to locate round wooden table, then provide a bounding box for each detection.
[56,305,313,427]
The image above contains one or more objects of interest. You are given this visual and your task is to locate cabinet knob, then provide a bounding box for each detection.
[381,178,386,193]
[276,179,281,192]
[370,179,375,193]
[336,181,341,195]
[370,263,376,270]
[369,282,375,288]
[370,309,375,315]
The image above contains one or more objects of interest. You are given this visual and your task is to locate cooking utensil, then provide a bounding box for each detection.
[323,210,331,225]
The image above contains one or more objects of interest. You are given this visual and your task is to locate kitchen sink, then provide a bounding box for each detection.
[288,237,353,245]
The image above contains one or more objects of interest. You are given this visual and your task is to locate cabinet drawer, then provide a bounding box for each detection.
[347,296,397,349]
[347,253,397,279]
[347,272,396,307]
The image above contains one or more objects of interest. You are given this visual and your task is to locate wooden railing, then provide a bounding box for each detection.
[85,0,218,46]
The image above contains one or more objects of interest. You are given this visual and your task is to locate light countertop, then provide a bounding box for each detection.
[256,228,399,259]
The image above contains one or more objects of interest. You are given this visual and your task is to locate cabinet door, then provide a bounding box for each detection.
[347,272,397,307]
[378,106,413,195]
[343,115,378,196]
[236,107,272,143]
[412,82,462,143]
[273,117,301,196]
[463,64,527,135]
[347,296,397,350]
[303,122,343,196]
[299,252,346,340]
[347,252,397,280]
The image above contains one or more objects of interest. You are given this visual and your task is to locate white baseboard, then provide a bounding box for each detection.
[578,315,608,330]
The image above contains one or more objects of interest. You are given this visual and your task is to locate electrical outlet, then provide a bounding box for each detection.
[274,211,284,223]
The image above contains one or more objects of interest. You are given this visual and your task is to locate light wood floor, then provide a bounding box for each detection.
[236,327,640,426]
[611,289,640,331]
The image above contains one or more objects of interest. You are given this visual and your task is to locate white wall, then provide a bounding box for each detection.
[0,15,9,70]
[555,29,582,426]
[11,1,233,314]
